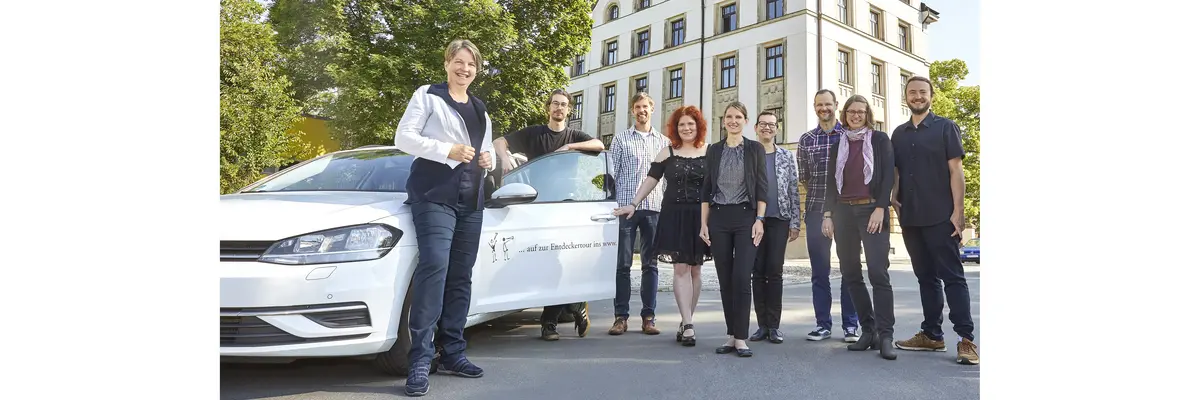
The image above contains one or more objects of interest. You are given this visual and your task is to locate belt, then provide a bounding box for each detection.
[839,198,875,206]
[711,202,751,209]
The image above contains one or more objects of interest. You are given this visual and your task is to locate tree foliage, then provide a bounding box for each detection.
[220,0,305,194]
[268,0,595,148]
[929,59,981,229]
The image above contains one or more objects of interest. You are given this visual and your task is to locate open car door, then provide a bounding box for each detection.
[468,151,619,314]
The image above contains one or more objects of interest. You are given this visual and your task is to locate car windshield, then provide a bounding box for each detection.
[243,148,414,193]
[966,238,979,247]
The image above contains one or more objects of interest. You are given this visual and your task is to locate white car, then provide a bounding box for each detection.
[220,146,619,375]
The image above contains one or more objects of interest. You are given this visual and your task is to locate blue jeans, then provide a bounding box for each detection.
[614,210,659,319]
[407,200,482,366]
[806,210,859,331]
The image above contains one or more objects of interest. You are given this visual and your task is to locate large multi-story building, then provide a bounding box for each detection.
[567,0,942,258]
[566,0,940,147]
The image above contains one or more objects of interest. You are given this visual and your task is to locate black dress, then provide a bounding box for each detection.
[649,147,712,266]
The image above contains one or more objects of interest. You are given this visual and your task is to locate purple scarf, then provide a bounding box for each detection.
[835,127,874,194]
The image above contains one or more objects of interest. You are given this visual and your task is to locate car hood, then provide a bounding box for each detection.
[221,191,410,240]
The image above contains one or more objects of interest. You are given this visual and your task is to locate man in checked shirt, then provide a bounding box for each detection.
[796,89,861,343]
[607,92,670,336]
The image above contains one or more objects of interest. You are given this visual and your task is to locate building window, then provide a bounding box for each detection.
[571,94,583,120]
[634,76,648,94]
[765,44,784,80]
[572,55,585,77]
[837,49,851,85]
[669,67,683,99]
[871,62,884,95]
[837,0,849,24]
[636,0,651,11]
[604,40,618,66]
[721,3,738,33]
[900,72,911,101]
[765,0,783,20]
[899,23,911,51]
[720,56,737,89]
[603,85,616,113]
[607,4,619,21]
[870,9,883,39]
[873,121,885,132]
[670,18,686,47]
[635,30,651,57]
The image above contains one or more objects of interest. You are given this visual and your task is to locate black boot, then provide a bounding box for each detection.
[878,336,897,360]
[847,331,877,351]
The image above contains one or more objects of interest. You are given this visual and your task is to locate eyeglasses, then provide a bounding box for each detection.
[845,110,867,115]
[550,101,570,109]
[757,122,777,129]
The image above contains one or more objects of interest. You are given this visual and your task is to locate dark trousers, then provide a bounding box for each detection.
[751,217,789,330]
[541,302,586,326]
[902,221,975,341]
[805,211,859,331]
[832,203,895,338]
[407,200,482,366]
[709,203,757,340]
[615,210,659,319]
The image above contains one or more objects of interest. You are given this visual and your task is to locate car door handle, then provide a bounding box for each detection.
[590,214,617,222]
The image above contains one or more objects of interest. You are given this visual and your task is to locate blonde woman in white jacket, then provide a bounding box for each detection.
[392,39,495,397]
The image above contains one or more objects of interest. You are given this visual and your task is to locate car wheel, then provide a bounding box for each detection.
[373,281,416,376]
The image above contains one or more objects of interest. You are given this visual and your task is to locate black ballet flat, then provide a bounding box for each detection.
[715,345,735,354]
[736,348,753,357]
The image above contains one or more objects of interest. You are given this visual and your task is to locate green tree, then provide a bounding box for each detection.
[928,59,980,229]
[268,0,594,148]
[220,0,305,194]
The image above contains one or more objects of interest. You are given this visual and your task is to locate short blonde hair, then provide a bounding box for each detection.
[444,39,482,67]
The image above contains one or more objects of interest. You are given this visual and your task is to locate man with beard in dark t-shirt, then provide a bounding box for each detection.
[493,89,605,341]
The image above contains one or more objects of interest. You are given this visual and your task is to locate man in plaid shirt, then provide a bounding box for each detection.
[607,92,669,336]
[796,89,860,342]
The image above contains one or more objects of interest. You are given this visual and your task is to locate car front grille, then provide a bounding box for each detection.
[220,302,372,347]
[220,240,274,262]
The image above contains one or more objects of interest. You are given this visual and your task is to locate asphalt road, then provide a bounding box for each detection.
[221,263,981,400]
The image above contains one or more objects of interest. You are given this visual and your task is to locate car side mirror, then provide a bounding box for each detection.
[486,183,537,208]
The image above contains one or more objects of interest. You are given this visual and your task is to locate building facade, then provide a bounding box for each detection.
[567,0,942,258]
[566,0,939,146]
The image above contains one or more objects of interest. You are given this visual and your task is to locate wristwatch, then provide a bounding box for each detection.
[755,216,765,222]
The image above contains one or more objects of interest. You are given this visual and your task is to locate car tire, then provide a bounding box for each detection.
[373,281,416,376]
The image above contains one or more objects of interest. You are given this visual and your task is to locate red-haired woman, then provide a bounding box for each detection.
[613,105,710,347]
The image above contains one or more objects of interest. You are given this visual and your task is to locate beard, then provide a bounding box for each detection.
[550,113,566,122]
[907,102,930,115]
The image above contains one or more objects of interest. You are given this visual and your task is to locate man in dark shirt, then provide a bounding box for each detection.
[492,89,605,341]
[889,76,979,365]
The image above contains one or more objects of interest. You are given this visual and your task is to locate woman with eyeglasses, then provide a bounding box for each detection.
[699,101,768,358]
[821,94,898,360]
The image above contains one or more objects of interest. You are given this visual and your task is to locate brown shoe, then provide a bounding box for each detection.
[608,317,628,335]
[956,338,980,365]
[895,331,947,352]
[641,316,660,335]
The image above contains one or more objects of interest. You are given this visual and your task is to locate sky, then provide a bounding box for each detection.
[924,0,980,87]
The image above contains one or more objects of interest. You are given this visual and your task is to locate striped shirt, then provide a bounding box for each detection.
[796,122,844,214]
[610,126,669,211]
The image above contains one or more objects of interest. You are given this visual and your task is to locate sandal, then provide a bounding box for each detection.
[676,322,684,342]
[681,324,696,347]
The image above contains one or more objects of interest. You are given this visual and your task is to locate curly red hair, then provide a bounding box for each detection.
[666,105,707,148]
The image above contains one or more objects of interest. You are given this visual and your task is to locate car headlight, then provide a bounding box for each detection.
[259,224,403,265]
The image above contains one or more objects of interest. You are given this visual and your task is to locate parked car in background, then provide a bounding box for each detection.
[220,146,618,375]
[960,238,979,264]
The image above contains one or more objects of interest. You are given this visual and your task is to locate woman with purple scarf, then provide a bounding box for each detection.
[821,95,898,360]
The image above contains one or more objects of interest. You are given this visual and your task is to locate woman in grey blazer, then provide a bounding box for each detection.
[392,39,496,397]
